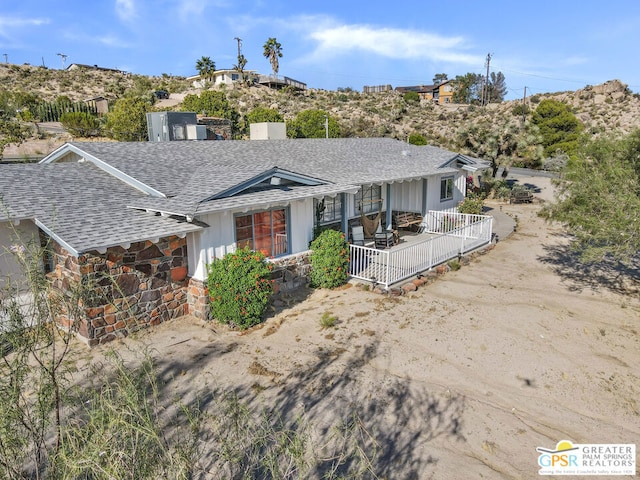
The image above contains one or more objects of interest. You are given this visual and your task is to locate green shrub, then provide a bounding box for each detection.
[511,104,530,117]
[309,230,349,289]
[319,311,338,329]
[458,195,484,215]
[60,111,101,137]
[495,183,512,201]
[206,247,274,329]
[408,133,427,145]
[403,91,420,104]
[510,183,532,196]
[447,259,461,271]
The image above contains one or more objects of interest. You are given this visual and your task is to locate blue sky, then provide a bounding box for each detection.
[2,0,640,100]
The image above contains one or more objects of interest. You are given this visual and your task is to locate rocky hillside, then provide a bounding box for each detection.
[2,62,639,158]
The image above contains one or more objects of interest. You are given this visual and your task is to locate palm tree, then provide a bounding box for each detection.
[262,38,282,77]
[195,56,215,81]
[233,54,248,84]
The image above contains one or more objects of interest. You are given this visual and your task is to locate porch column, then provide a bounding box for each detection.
[385,183,393,230]
[421,178,428,215]
[340,193,348,237]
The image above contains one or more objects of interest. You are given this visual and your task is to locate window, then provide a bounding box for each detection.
[231,74,239,80]
[235,208,288,257]
[355,185,382,214]
[314,196,342,225]
[440,177,454,201]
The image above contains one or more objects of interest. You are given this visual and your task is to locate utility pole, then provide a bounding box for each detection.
[482,52,492,107]
[2,53,7,64]
[56,53,68,69]
[522,86,527,123]
[234,37,242,58]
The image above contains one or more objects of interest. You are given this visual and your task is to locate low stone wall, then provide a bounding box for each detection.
[48,236,189,346]
[269,251,312,293]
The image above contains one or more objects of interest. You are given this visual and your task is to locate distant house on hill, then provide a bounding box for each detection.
[395,80,455,104]
[363,85,392,93]
[256,74,306,91]
[188,69,306,91]
[66,63,125,74]
[187,69,260,88]
[432,80,454,104]
[395,85,435,101]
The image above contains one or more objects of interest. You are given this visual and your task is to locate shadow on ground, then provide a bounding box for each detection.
[143,338,466,478]
[538,238,639,294]
[228,340,464,478]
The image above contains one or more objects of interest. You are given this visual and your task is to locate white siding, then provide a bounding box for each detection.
[188,211,237,281]
[425,172,465,213]
[289,199,314,253]
[188,199,315,282]
[0,220,42,291]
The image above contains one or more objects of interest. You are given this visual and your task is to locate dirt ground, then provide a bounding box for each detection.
[68,176,639,479]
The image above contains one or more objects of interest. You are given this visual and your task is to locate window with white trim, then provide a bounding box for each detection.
[235,208,288,257]
[355,185,382,214]
[440,176,454,201]
[314,196,342,225]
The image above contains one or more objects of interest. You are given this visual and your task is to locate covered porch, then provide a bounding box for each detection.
[349,211,493,289]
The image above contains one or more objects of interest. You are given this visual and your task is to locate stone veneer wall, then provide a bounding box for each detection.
[187,277,209,321]
[48,236,189,346]
[270,251,312,292]
[186,251,313,321]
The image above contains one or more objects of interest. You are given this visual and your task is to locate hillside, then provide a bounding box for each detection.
[2,62,640,159]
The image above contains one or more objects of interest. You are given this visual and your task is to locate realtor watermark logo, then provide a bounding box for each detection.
[537,440,636,475]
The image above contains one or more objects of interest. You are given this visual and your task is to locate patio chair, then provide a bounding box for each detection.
[351,226,365,246]
[374,224,395,249]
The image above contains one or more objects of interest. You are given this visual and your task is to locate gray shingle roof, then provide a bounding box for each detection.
[0,162,203,255]
[2,138,476,255]
[67,138,461,198]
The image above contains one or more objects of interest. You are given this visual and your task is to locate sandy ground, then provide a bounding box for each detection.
[67,176,639,478]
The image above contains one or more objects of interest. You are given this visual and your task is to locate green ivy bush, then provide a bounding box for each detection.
[309,230,349,289]
[206,247,274,329]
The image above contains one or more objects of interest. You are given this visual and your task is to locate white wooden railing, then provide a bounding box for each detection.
[349,211,492,288]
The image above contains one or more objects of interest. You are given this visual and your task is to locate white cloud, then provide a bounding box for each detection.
[310,25,482,65]
[97,34,132,48]
[564,55,589,66]
[175,0,232,23]
[302,20,482,65]
[63,31,130,49]
[238,14,483,67]
[0,16,49,38]
[115,0,137,22]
